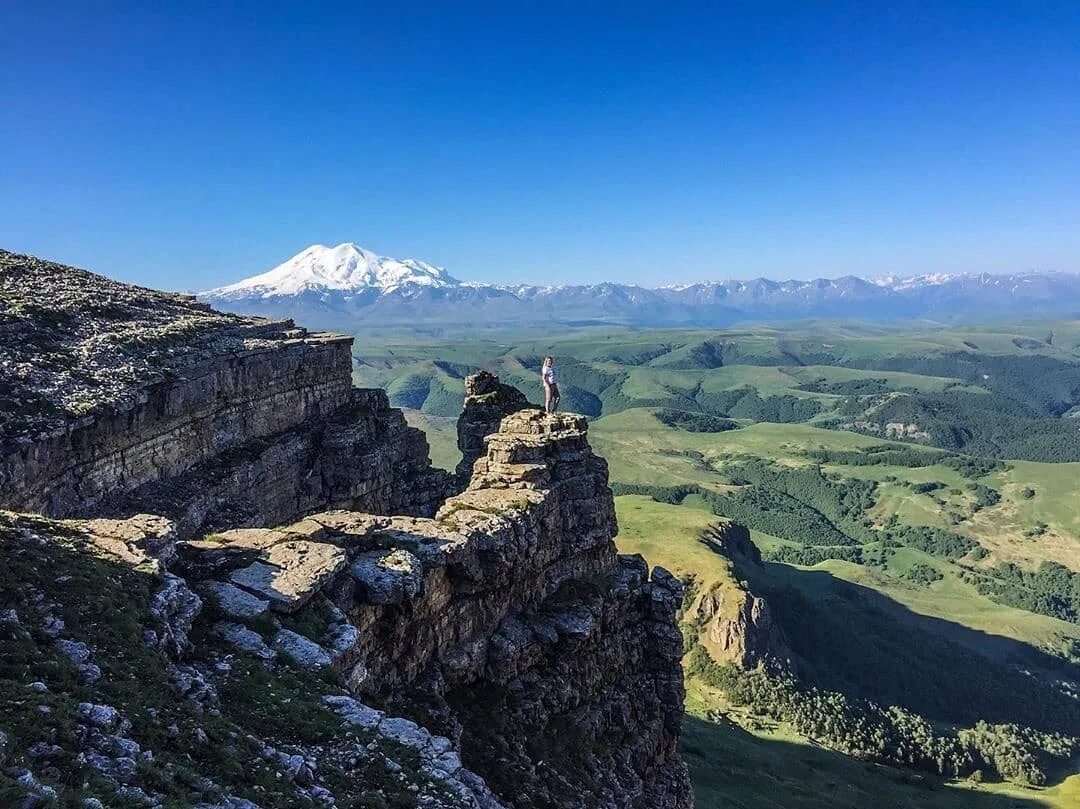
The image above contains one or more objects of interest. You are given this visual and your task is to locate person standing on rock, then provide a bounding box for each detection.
[542,356,560,414]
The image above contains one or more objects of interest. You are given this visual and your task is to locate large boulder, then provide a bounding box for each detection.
[229,539,347,613]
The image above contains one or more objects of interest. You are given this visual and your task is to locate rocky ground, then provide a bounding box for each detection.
[0,509,504,809]
[0,250,303,442]
[0,251,691,809]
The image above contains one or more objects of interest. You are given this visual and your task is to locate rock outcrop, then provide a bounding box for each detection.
[0,251,692,808]
[179,410,692,807]
[454,371,532,480]
[690,522,790,670]
[0,251,451,533]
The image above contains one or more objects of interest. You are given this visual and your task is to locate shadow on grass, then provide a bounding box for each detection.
[683,714,1054,809]
[729,558,1080,737]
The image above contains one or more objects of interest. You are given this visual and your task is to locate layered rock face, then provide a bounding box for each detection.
[454,370,532,480]
[90,385,450,538]
[0,252,692,808]
[183,410,692,808]
[0,251,450,532]
[690,522,790,670]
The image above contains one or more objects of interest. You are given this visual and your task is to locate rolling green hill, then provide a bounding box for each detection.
[353,320,1080,807]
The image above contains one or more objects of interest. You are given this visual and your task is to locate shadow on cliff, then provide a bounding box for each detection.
[681,714,1055,809]
[732,559,1080,736]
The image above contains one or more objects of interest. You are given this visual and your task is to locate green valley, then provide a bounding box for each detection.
[352,320,1080,808]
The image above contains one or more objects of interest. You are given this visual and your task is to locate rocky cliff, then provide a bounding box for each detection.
[453,370,532,481]
[0,250,450,533]
[686,522,790,671]
[0,252,691,808]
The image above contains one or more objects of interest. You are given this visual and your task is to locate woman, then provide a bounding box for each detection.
[542,356,560,414]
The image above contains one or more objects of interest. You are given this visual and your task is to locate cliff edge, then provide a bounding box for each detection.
[0,252,691,808]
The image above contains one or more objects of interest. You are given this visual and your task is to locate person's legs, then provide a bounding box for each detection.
[545,384,553,413]
[552,384,560,413]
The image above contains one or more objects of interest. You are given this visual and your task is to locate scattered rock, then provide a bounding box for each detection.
[323,695,383,730]
[168,664,220,711]
[199,580,270,620]
[55,638,91,665]
[10,767,58,804]
[78,663,103,684]
[55,638,105,683]
[271,629,332,669]
[26,742,64,760]
[113,785,150,804]
[378,716,432,750]
[148,574,202,658]
[322,623,360,663]
[213,622,275,661]
[40,615,64,638]
[77,702,122,730]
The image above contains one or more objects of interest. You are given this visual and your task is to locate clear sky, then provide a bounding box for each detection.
[2,2,1078,289]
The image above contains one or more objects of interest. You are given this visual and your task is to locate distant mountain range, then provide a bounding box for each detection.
[201,242,1080,331]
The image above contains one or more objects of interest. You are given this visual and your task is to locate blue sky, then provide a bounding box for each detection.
[2,2,1078,289]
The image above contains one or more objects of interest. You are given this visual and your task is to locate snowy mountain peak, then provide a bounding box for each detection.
[206,242,459,299]
[871,272,956,290]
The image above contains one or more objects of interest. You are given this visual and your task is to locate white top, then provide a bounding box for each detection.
[542,365,557,385]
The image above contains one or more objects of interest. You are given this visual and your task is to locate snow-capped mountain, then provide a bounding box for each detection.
[200,243,1080,331]
[207,243,458,300]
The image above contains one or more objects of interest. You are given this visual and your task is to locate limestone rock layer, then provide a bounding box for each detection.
[1,251,450,531]
[454,370,533,480]
[0,252,691,808]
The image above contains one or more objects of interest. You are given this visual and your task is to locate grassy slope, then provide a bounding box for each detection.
[614,496,1080,809]
[0,514,446,808]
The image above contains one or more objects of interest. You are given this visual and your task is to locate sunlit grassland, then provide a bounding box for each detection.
[615,495,1080,808]
[615,495,1080,671]
[594,408,1080,573]
[591,409,889,488]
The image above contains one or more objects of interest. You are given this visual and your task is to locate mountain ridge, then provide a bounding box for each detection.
[200,243,1080,328]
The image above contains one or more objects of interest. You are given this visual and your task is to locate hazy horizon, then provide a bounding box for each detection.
[190,239,1080,297]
